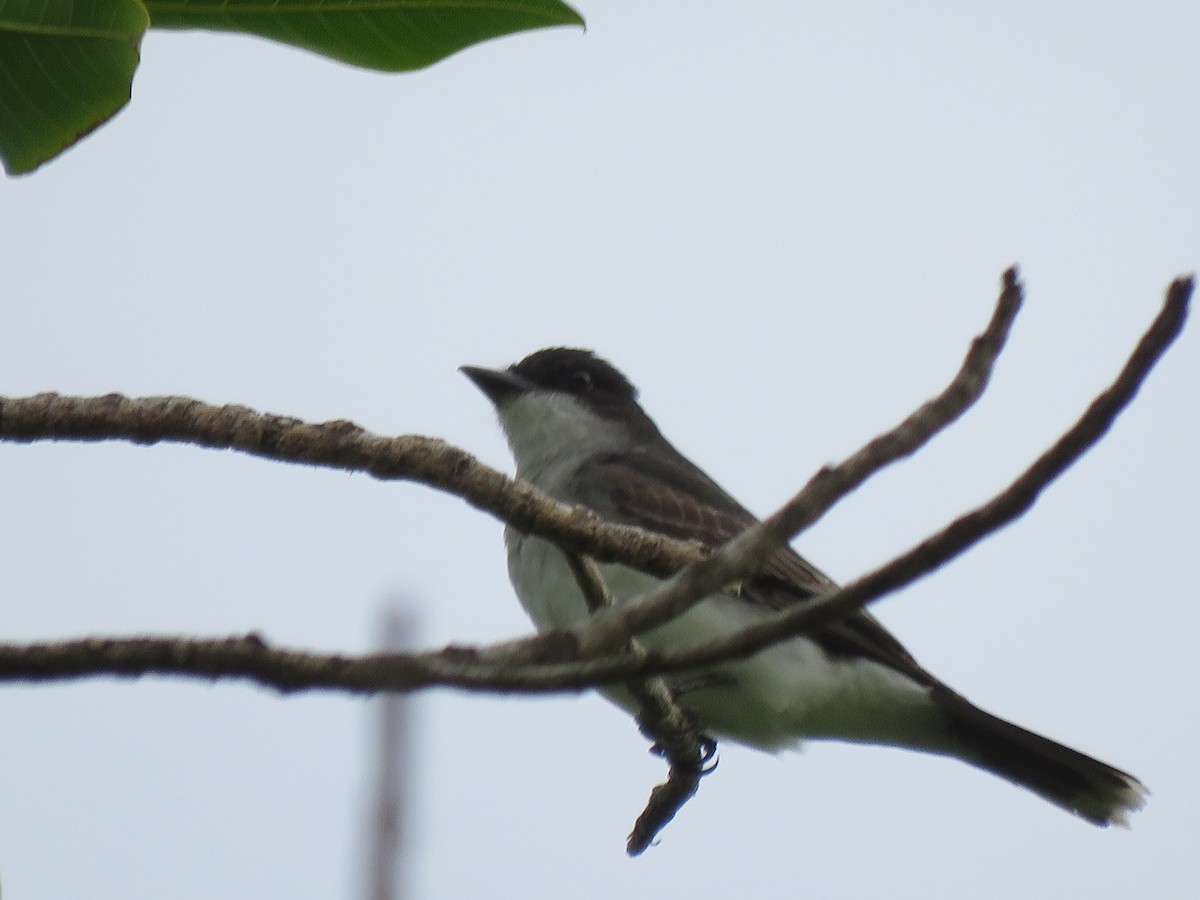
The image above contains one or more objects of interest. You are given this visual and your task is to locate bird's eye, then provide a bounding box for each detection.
[572,370,594,391]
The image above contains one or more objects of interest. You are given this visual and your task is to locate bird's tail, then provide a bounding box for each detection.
[934,687,1148,826]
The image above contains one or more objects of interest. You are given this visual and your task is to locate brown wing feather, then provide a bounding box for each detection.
[582,457,936,685]
[606,466,747,548]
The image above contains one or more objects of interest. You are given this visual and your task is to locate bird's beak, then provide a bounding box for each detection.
[459,365,534,406]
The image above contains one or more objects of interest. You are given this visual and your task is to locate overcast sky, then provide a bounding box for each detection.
[3,2,1198,898]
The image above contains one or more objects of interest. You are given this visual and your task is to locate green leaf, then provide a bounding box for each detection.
[146,0,584,72]
[1,0,582,175]
[0,0,148,175]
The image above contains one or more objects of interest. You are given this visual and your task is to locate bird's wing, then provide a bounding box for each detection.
[575,450,936,686]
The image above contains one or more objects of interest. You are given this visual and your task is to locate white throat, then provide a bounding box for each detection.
[496,391,629,489]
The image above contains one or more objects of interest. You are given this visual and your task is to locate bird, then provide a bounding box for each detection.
[461,346,1147,826]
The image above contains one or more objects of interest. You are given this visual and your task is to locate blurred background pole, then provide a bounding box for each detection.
[365,604,417,900]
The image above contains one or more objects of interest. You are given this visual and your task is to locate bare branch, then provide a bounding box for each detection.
[564,553,617,617]
[0,633,518,694]
[0,274,1188,705]
[573,266,1025,654]
[623,687,709,856]
[563,553,709,855]
[652,273,1194,672]
[0,269,1020,660]
[1,273,1185,862]
[580,267,1026,851]
[0,393,705,578]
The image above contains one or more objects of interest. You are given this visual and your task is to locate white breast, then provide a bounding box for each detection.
[504,528,946,753]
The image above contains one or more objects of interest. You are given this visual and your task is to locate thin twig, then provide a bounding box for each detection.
[623,706,706,856]
[563,553,617,617]
[563,554,708,855]
[652,274,1193,673]
[574,266,1024,654]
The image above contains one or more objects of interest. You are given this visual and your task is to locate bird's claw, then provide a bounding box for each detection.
[646,731,719,774]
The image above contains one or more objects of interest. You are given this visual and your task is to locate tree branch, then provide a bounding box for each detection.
[0,267,1021,696]
[0,392,705,578]
[652,273,1193,672]
[573,266,1025,655]
[0,273,1188,700]
[0,273,1188,854]
[563,552,711,855]
[0,269,1022,666]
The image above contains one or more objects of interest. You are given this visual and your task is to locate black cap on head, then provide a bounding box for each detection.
[509,347,638,403]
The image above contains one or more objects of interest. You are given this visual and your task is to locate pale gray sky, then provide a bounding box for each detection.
[3,2,1198,898]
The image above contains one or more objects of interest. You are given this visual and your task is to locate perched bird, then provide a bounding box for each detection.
[462,347,1147,826]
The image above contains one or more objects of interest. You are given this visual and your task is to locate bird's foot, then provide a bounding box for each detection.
[640,704,719,775]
